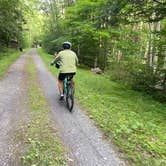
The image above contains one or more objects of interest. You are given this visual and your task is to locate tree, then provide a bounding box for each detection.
[0,0,25,47]
[41,0,166,101]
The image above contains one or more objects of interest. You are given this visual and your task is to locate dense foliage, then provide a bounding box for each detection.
[0,0,24,48]
[41,0,166,102]
[1,1,165,100]
[0,0,43,50]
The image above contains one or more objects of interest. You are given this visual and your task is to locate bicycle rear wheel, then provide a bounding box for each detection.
[66,85,74,112]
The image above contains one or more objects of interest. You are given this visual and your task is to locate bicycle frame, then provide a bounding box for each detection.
[63,77,68,95]
[51,62,75,111]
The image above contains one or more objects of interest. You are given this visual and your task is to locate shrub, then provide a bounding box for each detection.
[131,65,156,92]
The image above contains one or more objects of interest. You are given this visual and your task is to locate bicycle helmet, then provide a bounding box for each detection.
[63,41,72,49]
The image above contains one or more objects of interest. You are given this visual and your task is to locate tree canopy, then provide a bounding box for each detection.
[0,0,165,101]
[40,0,166,101]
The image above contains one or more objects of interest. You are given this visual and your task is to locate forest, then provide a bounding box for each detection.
[0,0,166,165]
[0,0,166,102]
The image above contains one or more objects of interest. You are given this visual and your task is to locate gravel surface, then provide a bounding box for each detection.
[0,49,126,166]
[32,49,126,166]
[0,52,30,166]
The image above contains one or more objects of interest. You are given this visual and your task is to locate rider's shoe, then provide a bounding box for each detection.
[59,95,64,101]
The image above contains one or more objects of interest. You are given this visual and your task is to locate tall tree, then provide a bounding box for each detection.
[0,0,25,46]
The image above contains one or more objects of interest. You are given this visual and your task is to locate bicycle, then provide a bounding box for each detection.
[51,61,75,112]
[63,75,75,112]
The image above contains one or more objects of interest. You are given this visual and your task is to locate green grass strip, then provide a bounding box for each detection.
[22,57,67,166]
[0,48,28,77]
[38,48,166,166]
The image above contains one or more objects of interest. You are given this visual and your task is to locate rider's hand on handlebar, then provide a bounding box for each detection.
[50,62,54,66]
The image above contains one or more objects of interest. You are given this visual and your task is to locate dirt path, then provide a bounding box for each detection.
[0,49,126,166]
[0,52,30,166]
[32,49,126,166]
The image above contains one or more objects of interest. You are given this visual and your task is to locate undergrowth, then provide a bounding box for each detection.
[0,48,23,77]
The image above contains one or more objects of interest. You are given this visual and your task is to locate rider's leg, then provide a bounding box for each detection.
[70,73,76,86]
[58,73,65,100]
[58,79,63,96]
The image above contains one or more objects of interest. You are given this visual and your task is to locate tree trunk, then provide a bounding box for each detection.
[148,23,154,67]
[155,21,161,70]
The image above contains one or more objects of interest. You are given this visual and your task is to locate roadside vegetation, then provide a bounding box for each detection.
[41,0,166,103]
[21,58,67,166]
[38,48,166,166]
[0,48,25,77]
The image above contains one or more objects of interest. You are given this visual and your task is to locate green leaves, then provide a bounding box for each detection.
[104,0,166,24]
[0,0,24,45]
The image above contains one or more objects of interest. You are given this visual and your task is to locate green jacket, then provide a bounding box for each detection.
[54,49,78,73]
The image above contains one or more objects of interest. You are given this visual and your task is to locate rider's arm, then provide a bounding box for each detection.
[51,53,61,64]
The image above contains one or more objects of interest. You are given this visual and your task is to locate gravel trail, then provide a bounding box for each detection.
[0,51,30,166]
[32,48,126,166]
[0,49,126,166]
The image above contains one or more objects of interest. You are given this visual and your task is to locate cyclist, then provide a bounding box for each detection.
[51,41,78,100]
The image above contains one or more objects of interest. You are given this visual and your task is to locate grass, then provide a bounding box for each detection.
[38,48,166,166]
[21,57,67,166]
[0,48,27,77]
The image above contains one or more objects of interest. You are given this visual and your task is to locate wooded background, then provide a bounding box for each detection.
[0,0,166,102]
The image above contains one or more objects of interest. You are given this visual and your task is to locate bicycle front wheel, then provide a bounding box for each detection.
[66,86,74,112]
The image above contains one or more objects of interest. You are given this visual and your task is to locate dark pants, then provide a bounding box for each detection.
[58,72,76,81]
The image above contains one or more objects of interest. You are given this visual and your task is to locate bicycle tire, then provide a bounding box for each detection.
[66,85,74,112]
